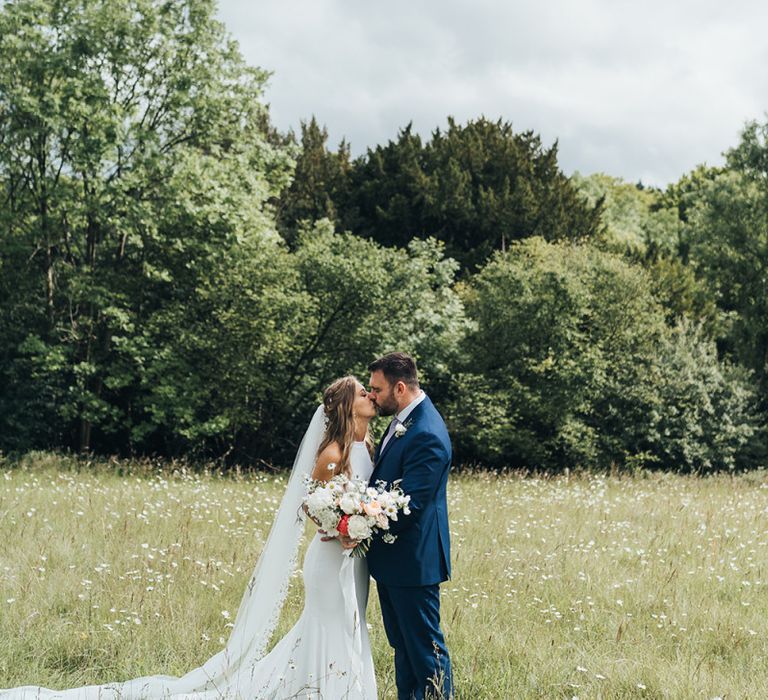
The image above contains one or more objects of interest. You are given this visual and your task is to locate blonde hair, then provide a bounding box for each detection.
[318,376,374,476]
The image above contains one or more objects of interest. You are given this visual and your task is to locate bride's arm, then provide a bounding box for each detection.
[310,443,344,482]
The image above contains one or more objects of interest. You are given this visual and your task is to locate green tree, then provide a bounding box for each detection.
[449,238,758,471]
[573,172,718,328]
[276,116,351,247]
[341,123,428,250]
[340,118,603,272]
[572,172,680,253]
[673,118,768,407]
[661,164,723,237]
[267,221,467,461]
[126,234,309,459]
[686,168,768,393]
[0,0,293,453]
[130,220,467,463]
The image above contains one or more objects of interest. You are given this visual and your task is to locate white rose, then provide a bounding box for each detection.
[319,512,340,533]
[339,492,361,515]
[347,515,372,541]
[394,423,407,438]
[306,488,334,514]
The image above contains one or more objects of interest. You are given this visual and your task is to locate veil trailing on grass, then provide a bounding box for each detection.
[0,405,328,699]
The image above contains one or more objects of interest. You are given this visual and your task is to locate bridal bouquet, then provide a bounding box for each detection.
[303,471,411,557]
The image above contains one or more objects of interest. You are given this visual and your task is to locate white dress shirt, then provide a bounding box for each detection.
[380,390,426,453]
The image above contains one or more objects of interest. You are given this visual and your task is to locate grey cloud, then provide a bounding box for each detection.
[217,0,768,186]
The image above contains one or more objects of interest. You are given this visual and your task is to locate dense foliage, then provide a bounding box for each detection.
[448,239,758,471]
[0,0,766,470]
[281,118,605,272]
[683,129,768,400]
[134,223,466,463]
[0,0,295,454]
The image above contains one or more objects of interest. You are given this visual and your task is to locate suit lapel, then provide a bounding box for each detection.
[372,397,431,471]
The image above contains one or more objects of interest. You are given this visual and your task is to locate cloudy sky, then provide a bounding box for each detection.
[216,0,768,187]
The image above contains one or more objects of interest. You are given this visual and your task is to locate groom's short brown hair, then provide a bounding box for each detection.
[368,352,419,389]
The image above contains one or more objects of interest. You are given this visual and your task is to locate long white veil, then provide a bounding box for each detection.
[0,405,328,699]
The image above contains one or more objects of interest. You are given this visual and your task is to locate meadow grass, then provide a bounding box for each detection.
[0,452,766,699]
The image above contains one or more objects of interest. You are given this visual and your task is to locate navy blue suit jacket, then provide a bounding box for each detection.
[367,395,452,587]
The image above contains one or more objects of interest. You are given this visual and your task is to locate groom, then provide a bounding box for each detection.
[364,352,453,700]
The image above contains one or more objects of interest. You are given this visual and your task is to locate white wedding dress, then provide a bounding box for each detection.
[246,440,376,699]
[0,408,377,700]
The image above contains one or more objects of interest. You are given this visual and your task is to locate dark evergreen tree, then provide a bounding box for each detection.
[276,117,351,247]
[340,117,604,271]
[339,123,428,249]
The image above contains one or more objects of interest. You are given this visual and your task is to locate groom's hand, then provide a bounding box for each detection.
[321,531,358,549]
[318,529,359,549]
[338,533,359,549]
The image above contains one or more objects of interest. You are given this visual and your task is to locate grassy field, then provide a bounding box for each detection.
[0,453,766,699]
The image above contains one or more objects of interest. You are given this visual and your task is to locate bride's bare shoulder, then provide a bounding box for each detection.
[311,442,343,481]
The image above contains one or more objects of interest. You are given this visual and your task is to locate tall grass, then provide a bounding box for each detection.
[1,453,766,698]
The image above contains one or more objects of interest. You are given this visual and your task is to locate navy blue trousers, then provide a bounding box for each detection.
[377,582,453,700]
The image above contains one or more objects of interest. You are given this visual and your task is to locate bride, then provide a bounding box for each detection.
[1,376,379,699]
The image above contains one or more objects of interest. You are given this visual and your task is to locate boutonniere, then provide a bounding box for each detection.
[394,419,412,438]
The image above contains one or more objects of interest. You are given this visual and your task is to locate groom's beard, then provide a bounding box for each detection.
[375,395,398,417]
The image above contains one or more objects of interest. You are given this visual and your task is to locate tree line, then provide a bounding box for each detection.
[1,0,765,471]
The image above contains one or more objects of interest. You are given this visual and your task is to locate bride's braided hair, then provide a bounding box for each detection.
[318,376,372,476]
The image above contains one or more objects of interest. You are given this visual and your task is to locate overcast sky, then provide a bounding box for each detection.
[216,1,768,187]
